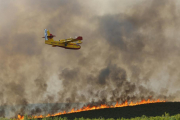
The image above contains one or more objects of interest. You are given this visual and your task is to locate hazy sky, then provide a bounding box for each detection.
[0,0,180,108]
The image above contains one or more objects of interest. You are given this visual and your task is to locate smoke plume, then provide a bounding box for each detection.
[0,0,180,118]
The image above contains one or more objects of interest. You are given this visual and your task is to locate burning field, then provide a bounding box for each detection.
[17,100,180,120]
[17,99,165,119]
[0,0,180,119]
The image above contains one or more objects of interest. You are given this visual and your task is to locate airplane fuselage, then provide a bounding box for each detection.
[43,29,83,50]
[45,39,82,49]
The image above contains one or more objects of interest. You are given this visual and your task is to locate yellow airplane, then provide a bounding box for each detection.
[42,29,83,49]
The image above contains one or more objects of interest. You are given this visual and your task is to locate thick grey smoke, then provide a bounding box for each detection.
[0,0,180,118]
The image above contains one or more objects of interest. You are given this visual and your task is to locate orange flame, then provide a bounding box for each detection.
[18,99,165,120]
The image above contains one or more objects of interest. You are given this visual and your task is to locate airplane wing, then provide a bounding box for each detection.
[60,36,83,43]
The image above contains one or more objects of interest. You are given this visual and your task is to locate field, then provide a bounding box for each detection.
[1,102,180,120]
[1,113,180,120]
[41,102,180,119]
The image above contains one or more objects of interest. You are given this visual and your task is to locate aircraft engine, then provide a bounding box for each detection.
[44,29,48,40]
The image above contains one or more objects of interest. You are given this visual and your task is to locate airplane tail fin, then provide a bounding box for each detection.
[75,36,83,40]
[42,29,55,41]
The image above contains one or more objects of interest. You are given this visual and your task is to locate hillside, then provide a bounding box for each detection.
[46,102,180,119]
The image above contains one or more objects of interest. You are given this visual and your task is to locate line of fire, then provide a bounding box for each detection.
[17,99,165,120]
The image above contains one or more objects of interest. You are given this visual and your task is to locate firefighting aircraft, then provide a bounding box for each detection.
[42,29,83,49]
